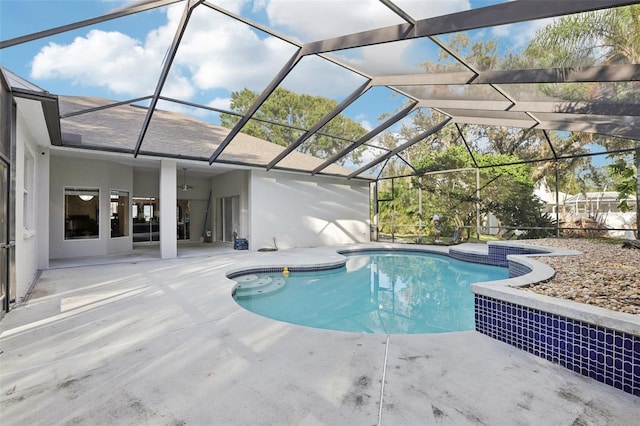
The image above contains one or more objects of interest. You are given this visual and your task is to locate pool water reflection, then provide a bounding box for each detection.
[233,251,509,334]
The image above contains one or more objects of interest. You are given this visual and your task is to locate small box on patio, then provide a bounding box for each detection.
[234,238,248,250]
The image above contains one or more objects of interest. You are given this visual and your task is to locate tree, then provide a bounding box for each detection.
[412,146,555,239]
[608,156,638,213]
[415,34,592,169]
[374,35,568,238]
[375,10,639,240]
[220,87,368,165]
[525,4,640,238]
[524,5,640,66]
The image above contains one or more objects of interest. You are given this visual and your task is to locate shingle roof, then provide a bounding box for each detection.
[58,95,369,178]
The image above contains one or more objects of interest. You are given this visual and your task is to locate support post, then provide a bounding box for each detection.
[555,160,560,238]
[160,160,177,259]
[372,181,379,242]
[476,168,481,241]
[418,177,423,243]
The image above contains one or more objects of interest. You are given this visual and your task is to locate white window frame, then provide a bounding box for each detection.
[23,149,35,230]
[64,187,100,240]
[109,189,130,239]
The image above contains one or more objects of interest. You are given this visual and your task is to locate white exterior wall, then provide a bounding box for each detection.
[211,170,249,240]
[133,169,160,197]
[185,198,208,241]
[249,170,370,250]
[36,148,50,270]
[49,156,133,259]
[14,110,47,301]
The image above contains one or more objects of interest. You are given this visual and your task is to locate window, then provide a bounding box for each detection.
[23,153,34,230]
[110,190,129,238]
[65,188,99,240]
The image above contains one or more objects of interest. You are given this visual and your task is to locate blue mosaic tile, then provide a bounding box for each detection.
[450,244,544,278]
[509,262,532,278]
[475,294,640,397]
[486,245,548,267]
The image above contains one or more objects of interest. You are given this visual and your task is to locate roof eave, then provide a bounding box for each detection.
[11,88,62,146]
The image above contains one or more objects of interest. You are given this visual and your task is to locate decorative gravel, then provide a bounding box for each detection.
[517,238,640,315]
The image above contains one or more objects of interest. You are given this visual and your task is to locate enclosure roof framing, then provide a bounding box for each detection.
[1,0,638,181]
[299,0,636,56]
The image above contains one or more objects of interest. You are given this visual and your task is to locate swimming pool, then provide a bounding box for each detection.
[232,251,509,334]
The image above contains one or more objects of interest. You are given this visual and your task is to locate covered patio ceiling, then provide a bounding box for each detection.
[1,0,638,181]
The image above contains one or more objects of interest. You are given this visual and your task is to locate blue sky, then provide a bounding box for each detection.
[0,0,547,130]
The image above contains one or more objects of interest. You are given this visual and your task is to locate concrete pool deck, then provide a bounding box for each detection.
[1,244,639,425]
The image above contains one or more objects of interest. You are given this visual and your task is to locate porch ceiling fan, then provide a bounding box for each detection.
[178,168,194,191]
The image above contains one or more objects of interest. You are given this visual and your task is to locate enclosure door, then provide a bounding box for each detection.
[0,159,9,317]
[132,197,160,243]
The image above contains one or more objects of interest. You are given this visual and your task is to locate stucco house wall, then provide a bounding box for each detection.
[249,169,370,250]
[14,104,49,301]
[49,156,133,259]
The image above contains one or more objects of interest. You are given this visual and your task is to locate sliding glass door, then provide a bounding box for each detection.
[132,197,159,243]
[216,196,239,242]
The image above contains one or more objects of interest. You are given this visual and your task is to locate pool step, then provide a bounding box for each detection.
[234,275,267,288]
[234,276,287,298]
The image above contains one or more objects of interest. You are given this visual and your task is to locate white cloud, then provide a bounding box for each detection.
[330,42,421,76]
[208,97,231,111]
[258,0,471,41]
[275,54,366,97]
[359,119,373,131]
[207,0,250,15]
[31,30,163,95]
[28,2,299,100]
[490,18,555,50]
[176,3,368,98]
[262,0,400,42]
[28,0,478,103]
[174,6,297,93]
[161,73,196,100]
[391,0,472,21]
[255,0,471,78]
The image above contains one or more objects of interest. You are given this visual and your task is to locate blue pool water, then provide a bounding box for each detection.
[232,251,509,334]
